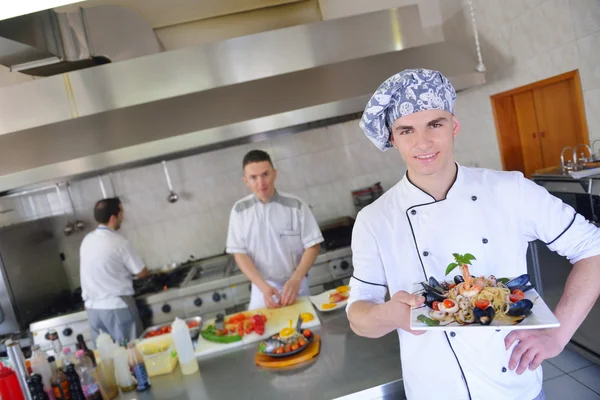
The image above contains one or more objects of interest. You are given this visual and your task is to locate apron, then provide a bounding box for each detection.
[248,278,310,310]
[120,295,144,339]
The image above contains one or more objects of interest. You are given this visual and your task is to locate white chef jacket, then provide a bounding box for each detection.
[226,191,323,308]
[80,227,145,309]
[347,164,600,400]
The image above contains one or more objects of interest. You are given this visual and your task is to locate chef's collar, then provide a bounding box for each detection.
[254,190,280,204]
[400,162,466,205]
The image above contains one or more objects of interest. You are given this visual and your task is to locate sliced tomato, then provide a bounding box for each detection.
[448,283,457,289]
[442,299,455,309]
[475,299,490,310]
[432,301,441,311]
[510,289,525,303]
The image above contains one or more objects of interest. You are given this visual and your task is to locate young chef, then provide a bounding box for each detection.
[346,69,600,400]
[80,198,150,343]
[226,150,324,310]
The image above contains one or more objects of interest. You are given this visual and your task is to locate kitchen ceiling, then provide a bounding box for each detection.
[54,0,308,28]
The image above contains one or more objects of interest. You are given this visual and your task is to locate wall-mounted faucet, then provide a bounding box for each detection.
[575,143,593,169]
[561,146,576,173]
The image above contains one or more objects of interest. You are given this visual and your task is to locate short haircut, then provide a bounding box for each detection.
[94,197,122,224]
[242,149,273,169]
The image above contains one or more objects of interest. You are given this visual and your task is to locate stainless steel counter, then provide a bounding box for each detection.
[118,311,404,400]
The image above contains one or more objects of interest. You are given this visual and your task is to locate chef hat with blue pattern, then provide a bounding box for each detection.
[359,68,457,152]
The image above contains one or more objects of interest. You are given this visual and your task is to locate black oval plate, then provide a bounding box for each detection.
[259,332,314,358]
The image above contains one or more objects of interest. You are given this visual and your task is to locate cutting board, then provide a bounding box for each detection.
[195,297,321,359]
[255,334,321,368]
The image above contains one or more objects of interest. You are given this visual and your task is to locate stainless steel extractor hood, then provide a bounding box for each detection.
[0,5,486,194]
[0,5,161,76]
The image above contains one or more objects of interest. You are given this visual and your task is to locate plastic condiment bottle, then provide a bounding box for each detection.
[0,361,25,400]
[170,318,199,375]
[29,346,54,400]
[74,351,101,400]
[112,348,135,393]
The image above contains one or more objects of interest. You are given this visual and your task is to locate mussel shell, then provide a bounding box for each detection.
[506,274,530,291]
[428,277,445,293]
[424,291,445,308]
[454,275,465,285]
[473,306,495,325]
[421,282,444,296]
[507,299,534,317]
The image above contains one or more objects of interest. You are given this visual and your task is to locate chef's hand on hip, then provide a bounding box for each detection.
[389,290,426,335]
[281,277,302,306]
[262,285,282,308]
[504,329,565,375]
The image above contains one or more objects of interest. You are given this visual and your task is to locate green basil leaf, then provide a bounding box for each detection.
[445,262,459,275]
[464,253,476,261]
[417,314,440,326]
[497,277,509,284]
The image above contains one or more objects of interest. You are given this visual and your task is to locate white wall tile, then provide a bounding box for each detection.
[577,31,600,90]
[570,0,600,38]
[584,88,600,142]
[271,127,334,161]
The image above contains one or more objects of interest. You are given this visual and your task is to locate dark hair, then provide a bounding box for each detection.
[242,149,273,169]
[94,197,122,224]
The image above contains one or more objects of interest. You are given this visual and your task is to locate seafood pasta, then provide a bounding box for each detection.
[418,253,534,326]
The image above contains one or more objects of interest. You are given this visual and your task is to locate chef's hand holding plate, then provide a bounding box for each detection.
[281,277,302,306]
[391,290,427,336]
[504,329,565,375]
[262,284,283,308]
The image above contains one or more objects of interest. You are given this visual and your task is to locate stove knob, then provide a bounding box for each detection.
[212,292,221,302]
[162,304,171,313]
[221,293,227,300]
[194,298,203,307]
[62,328,73,337]
[340,261,350,270]
[45,332,51,340]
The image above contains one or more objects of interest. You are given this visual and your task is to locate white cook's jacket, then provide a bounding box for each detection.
[347,165,600,400]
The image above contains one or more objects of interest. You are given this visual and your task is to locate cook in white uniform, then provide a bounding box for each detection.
[80,198,150,343]
[346,69,600,400]
[226,150,324,310]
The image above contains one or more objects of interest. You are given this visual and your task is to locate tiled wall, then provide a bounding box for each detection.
[443,0,600,159]
[1,0,599,290]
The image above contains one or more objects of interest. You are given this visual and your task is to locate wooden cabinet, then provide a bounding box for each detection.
[492,71,589,177]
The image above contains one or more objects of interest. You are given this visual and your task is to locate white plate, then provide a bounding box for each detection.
[309,289,349,312]
[410,282,560,331]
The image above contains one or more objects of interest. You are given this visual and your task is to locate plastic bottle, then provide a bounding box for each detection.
[0,361,25,400]
[74,351,101,400]
[30,346,54,400]
[75,336,95,368]
[112,348,135,393]
[47,357,70,400]
[126,343,150,392]
[170,318,199,375]
[62,365,84,400]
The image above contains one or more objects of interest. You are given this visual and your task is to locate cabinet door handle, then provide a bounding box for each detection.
[533,132,537,139]
[540,131,546,138]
